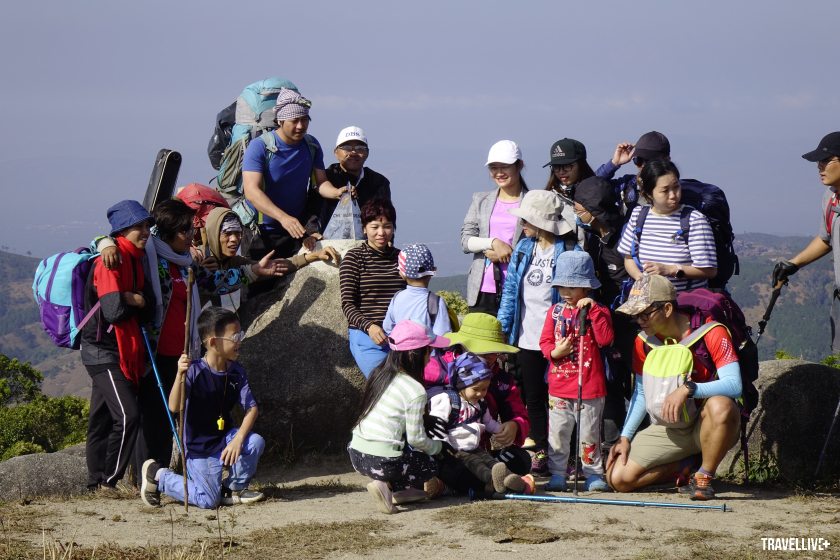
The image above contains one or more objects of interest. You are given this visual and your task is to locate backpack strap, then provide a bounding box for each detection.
[678,321,726,348]
[826,192,840,235]
[631,206,651,270]
[444,388,462,431]
[428,292,440,326]
[677,207,694,291]
[303,134,318,189]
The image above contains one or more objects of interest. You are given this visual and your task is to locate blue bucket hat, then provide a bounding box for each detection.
[107,200,154,236]
[448,352,492,390]
[551,251,601,289]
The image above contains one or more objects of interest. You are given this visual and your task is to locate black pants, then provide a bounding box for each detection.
[85,365,140,490]
[348,446,439,491]
[469,291,500,316]
[247,225,304,298]
[438,446,531,493]
[131,353,179,478]
[518,348,549,451]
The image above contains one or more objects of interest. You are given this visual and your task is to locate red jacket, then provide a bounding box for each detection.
[539,302,614,399]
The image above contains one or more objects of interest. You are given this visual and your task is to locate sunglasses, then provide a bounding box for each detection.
[204,331,246,344]
[337,145,369,153]
[632,156,647,167]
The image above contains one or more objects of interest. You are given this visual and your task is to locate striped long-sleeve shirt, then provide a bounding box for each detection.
[350,372,443,458]
[339,242,405,331]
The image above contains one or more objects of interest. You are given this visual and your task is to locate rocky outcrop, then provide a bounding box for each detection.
[237,240,366,455]
[719,359,840,481]
[0,453,87,500]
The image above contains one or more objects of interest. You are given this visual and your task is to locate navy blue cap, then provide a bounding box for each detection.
[802,132,840,162]
[107,200,154,236]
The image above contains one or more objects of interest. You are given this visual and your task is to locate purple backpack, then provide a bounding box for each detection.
[32,248,100,350]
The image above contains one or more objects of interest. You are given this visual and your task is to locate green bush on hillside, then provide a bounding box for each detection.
[1,441,45,461]
[0,354,43,406]
[0,395,89,461]
[437,291,469,316]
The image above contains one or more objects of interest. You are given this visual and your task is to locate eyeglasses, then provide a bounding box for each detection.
[818,157,840,170]
[637,303,667,322]
[552,163,576,173]
[204,331,246,344]
[633,156,647,167]
[338,145,369,153]
[489,164,515,174]
[178,228,197,238]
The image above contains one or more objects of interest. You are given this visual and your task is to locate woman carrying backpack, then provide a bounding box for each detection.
[82,200,156,491]
[617,159,718,292]
[496,190,579,475]
[461,141,529,316]
[544,138,596,250]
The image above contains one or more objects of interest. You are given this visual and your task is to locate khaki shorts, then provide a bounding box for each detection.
[628,409,741,470]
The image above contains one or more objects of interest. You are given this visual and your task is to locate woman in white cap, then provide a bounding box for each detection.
[461,140,530,316]
[496,190,580,475]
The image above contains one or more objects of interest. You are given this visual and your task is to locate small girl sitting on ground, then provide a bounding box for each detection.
[428,353,532,494]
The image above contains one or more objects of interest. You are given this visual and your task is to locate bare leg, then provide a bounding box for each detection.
[697,396,740,474]
[607,457,680,492]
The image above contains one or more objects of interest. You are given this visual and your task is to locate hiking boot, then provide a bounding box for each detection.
[583,475,610,492]
[366,480,398,514]
[545,475,568,492]
[679,472,716,501]
[392,488,428,504]
[220,487,266,505]
[503,473,525,493]
[491,462,508,493]
[522,437,537,450]
[140,460,161,507]
[530,449,549,475]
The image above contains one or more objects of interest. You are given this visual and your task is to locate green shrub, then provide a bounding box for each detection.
[775,350,796,360]
[0,354,43,406]
[820,354,840,369]
[0,395,89,461]
[436,290,469,316]
[0,441,44,461]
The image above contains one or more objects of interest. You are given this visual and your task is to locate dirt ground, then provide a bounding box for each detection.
[3,456,840,559]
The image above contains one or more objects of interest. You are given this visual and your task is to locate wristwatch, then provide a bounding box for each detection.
[674,264,686,279]
[684,381,697,398]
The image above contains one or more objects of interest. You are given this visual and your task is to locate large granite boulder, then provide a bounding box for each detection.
[0,453,88,500]
[719,359,840,482]
[237,240,366,455]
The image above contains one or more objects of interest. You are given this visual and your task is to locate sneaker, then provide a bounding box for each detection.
[366,480,398,514]
[491,461,508,493]
[392,487,428,504]
[522,437,537,450]
[140,459,161,507]
[530,449,549,475]
[521,474,536,495]
[566,461,583,482]
[545,475,568,492]
[424,477,445,499]
[583,475,610,492]
[503,473,525,493]
[679,472,716,501]
[220,487,266,505]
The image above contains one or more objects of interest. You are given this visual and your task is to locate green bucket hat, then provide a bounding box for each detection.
[444,313,520,354]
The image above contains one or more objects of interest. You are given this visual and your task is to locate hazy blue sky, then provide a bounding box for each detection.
[1,1,837,275]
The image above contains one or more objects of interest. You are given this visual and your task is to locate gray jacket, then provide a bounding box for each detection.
[460,187,529,306]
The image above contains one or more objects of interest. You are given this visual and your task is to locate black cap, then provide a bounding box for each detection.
[634,131,670,160]
[802,132,840,162]
[543,138,586,167]
[574,177,623,239]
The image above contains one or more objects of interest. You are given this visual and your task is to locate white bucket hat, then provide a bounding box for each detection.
[508,190,573,236]
[485,140,522,165]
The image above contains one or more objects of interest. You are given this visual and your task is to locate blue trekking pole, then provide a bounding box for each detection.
[141,327,190,480]
[468,489,728,512]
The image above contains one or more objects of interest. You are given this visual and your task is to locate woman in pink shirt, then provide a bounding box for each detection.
[461,141,530,316]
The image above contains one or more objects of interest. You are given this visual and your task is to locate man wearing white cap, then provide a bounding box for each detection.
[312,126,391,234]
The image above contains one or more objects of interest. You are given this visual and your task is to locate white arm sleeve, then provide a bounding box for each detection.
[467,237,495,253]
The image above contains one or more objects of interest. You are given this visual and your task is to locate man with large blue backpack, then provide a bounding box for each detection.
[596,131,739,290]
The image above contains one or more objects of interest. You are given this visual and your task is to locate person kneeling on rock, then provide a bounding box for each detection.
[141,306,266,508]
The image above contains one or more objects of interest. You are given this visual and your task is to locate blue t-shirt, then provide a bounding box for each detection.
[184,359,258,459]
[242,131,326,229]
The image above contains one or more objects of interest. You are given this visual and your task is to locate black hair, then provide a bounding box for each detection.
[544,159,595,194]
[353,347,429,428]
[197,306,240,344]
[153,199,196,243]
[360,197,397,228]
[638,158,681,203]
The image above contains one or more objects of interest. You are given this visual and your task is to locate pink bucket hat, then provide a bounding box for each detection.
[388,319,451,351]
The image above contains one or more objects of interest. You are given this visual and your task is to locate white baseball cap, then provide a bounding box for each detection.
[485,140,522,166]
[336,126,368,148]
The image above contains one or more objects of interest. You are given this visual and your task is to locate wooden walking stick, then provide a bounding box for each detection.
[180,268,195,513]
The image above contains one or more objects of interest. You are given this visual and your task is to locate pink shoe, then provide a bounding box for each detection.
[392,487,428,504]
[366,481,397,514]
[521,474,536,495]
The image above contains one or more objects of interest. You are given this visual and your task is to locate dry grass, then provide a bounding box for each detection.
[664,527,731,546]
[249,518,404,559]
[257,477,361,500]
[434,500,548,538]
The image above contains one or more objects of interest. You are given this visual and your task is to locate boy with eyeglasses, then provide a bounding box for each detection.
[773,133,840,324]
[141,306,266,508]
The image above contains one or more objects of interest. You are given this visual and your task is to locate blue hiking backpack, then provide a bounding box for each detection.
[630,179,739,290]
[211,78,319,231]
[32,248,100,350]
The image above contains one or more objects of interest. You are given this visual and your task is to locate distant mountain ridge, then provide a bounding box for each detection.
[0,232,833,398]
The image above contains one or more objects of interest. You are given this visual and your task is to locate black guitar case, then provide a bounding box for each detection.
[142,149,182,211]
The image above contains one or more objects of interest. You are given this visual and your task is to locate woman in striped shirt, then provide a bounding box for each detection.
[340,197,406,377]
[617,159,717,292]
[349,319,455,514]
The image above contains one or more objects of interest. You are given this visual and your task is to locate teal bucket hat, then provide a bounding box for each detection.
[551,251,601,289]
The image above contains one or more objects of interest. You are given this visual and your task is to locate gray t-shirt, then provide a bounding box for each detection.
[518,243,556,350]
[818,186,840,285]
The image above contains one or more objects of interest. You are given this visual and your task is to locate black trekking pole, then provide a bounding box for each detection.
[755,280,786,345]
[573,304,590,497]
[811,395,840,490]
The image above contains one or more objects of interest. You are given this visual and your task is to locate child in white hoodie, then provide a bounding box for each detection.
[428,353,525,493]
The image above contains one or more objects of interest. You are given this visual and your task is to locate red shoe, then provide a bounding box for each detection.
[521,474,536,495]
